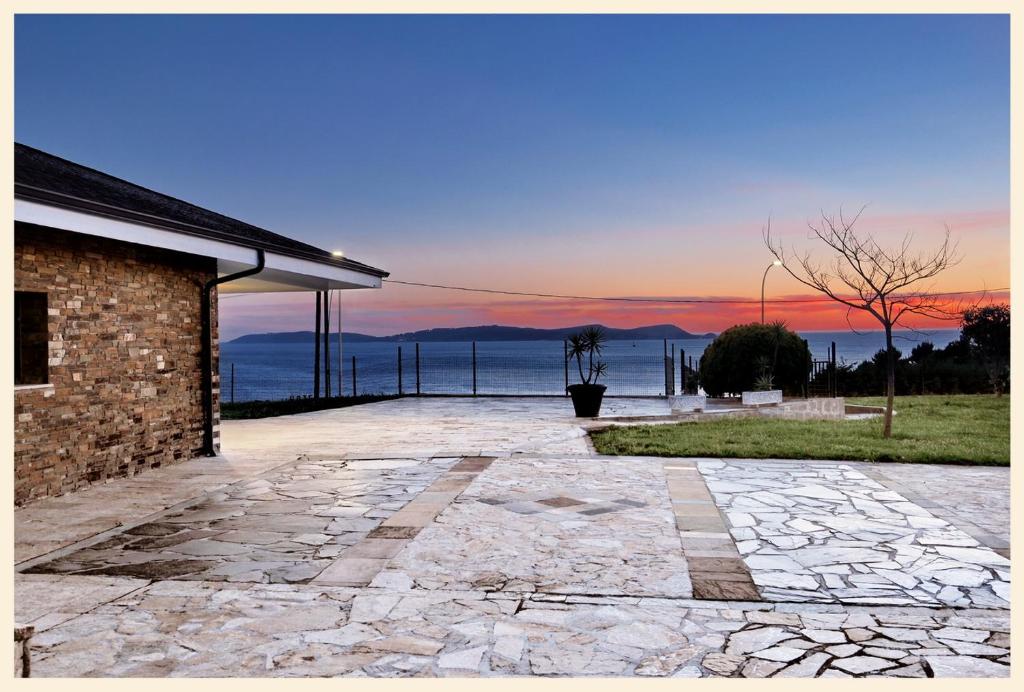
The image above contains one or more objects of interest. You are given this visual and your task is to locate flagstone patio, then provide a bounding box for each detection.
[14,397,1011,677]
[700,460,1009,607]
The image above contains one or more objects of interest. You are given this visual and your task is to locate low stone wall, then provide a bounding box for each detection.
[594,397,846,426]
[757,397,845,421]
[741,390,783,406]
[669,394,707,412]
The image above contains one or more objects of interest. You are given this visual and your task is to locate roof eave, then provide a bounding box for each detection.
[14,183,390,278]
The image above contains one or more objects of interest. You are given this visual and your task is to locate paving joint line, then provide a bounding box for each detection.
[661,461,760,602]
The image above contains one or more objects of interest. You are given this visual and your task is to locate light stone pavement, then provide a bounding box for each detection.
[23,456,463,584]
[700,460,1010,607]
[14,397,1011,677]
[854,462,1012,557]
[375,456,692,596]
[14,452,294,564]
[221,397,596,461]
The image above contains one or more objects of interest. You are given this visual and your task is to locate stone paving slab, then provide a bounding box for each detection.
[222,397,592,461]
[698,460,1010,608]
[16,576,1009,677]
[15,454,298,564]
[853,462,1011,557]
[15,573,150,635]
[25,456,461,584]
[313,457,494,587]
[375,456,693,596]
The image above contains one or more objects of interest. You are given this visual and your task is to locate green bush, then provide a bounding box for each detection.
[699,322,811,397]
[819,341,1006,397]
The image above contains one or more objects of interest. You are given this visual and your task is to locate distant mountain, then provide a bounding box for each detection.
[228,323,715,344]
[228,330,381,344]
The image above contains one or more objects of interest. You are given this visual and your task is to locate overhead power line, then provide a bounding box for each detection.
[381,279,1008,305]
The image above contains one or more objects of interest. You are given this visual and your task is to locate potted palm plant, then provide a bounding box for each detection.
[566,326,608,417]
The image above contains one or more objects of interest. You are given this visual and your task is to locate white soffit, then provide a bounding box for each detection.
[15,198,381,292]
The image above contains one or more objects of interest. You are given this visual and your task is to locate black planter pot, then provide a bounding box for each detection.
[568,383,607,417]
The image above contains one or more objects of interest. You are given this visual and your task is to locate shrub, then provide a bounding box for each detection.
[961,304,1010,395]
[823,342,1001,397]
[699,322,811,397]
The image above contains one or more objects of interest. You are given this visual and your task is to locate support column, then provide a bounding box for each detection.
[314,291,321,399]
[336,291,343,396]
[323,291,331,397]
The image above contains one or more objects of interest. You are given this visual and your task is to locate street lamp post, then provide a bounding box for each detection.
[761,259,782,323]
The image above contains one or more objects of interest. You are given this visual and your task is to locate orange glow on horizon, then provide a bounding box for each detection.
[219,289,1009,339]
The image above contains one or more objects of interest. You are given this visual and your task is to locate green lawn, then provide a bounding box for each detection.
[590,395,1009,465]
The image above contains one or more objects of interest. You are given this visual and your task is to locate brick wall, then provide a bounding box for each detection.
[14,223,219,505]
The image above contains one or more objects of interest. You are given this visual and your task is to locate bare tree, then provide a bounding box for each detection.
[764,208,964,438]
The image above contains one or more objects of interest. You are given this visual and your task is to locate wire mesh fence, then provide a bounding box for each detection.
[220,340,702,402]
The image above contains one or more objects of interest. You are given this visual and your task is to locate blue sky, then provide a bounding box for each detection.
[15,14,1009,337]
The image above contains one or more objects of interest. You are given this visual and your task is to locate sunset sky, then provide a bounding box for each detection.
[15,14,1009,340]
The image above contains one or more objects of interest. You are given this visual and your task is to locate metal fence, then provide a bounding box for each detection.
[807,341,838,398]
[221,340,702,403]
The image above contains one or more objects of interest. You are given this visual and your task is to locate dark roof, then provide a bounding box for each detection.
[14,143,388,278]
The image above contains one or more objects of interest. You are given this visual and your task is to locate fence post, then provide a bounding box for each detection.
[398,346,403,396]
[563,339,569,395]
[415,343,421,396]
[680,349,686,393]
[352,355,357,397]
[472,341,477,396]
[831,341,837,397]
[230,362,235,404]
[803,338,810,399]
[671,345,677,395]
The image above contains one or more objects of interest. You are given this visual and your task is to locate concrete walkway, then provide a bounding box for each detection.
[14,397,1011,677]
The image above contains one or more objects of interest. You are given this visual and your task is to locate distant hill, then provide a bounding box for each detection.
[229,330,382,344]
[228,323,715,344]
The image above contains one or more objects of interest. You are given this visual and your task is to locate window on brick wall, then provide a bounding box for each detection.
[15,291,48,385]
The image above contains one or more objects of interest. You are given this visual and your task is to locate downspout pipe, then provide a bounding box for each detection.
[201,250,265,456]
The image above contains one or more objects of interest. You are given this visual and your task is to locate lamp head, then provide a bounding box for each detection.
[772,259,783,266]
[331,250,344,258]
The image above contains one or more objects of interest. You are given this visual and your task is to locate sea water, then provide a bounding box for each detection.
[219,329,959,402]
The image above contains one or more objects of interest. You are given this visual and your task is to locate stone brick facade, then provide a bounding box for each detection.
[14,223,219,505]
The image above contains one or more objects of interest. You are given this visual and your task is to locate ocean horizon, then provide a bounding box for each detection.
[220,328,961,402]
